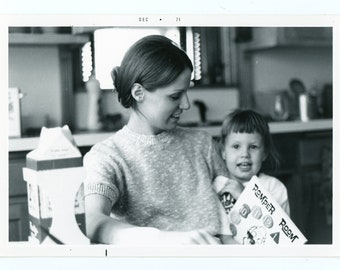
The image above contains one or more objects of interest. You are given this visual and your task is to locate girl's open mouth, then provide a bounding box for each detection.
[238,162,252,171]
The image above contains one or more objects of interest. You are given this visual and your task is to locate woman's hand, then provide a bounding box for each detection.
[160,229,222,245]
[114,227,221,245]
[218,234,240,245]
[219,178,244,200]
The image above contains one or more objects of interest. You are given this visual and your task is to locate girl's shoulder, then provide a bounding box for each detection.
[258,173,287,192]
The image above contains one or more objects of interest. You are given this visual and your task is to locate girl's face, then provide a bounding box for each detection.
[223,132,267,183]
[136,68,192,134]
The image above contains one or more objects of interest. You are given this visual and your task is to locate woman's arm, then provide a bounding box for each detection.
[85,194,137,244]
[85,194,221,245]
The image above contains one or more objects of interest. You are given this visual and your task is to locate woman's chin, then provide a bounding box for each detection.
[167,118,180,128]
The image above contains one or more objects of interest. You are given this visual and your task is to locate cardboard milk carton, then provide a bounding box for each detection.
[22,126,90,244]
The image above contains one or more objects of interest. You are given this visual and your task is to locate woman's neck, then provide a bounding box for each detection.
[127,111,162,135]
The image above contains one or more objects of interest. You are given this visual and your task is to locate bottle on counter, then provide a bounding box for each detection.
[299,92,319,122]
[86,73,103,131]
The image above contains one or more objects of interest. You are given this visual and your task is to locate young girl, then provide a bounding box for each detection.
[214,109,290,215]
[83,35,233,245]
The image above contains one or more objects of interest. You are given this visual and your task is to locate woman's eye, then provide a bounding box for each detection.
[170,95,181,100]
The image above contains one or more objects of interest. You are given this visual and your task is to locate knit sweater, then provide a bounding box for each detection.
[83,125,228,233]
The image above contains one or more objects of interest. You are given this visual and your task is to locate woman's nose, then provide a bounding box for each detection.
[179,92,190,110]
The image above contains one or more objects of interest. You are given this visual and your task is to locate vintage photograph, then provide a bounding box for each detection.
[5,18,335,256]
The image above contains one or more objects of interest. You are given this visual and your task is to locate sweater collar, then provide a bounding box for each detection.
[121,125,174,145]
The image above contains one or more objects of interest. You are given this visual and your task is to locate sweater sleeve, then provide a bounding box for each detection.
[83,144,120,206]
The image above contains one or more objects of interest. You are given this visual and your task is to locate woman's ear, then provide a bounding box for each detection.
[131,83,145,102]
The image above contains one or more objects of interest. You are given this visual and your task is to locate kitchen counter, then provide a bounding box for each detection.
[9,119,332,152]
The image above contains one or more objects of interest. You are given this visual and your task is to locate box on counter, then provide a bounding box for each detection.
[226,176,307,245]
[8,88,22,137]
[22,126,90,245]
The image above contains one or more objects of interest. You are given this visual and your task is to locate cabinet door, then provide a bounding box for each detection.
[280,27,332,46]
[9,156,27,196]
[9,197,30,242]
[298,132,332,167]
[267,132,332,244]
[297,132,332,244]
[248,27,332,50]
[9,153,30,242]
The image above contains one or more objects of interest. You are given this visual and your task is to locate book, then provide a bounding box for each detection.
[225,175,307,245]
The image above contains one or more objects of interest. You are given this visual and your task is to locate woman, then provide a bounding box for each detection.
[83,35,233,245]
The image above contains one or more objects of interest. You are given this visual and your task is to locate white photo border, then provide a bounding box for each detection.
[1,14,339,258]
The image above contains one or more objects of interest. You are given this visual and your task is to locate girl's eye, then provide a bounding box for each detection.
[232,144,240,149]
[250,145,258,149]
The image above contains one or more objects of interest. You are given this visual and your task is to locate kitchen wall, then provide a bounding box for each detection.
[252,47,332,92]
[74,87,240,130]
[9,46,63,132]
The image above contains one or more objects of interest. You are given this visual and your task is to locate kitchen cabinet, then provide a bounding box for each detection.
[245,27,332,50]
[262,130,332,244]
[9,33,90,46]
[9,153,29,242]
[9,197,30,242]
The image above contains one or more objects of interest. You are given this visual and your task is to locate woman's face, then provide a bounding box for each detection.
[137,68,192,134]
[223,132,267,183]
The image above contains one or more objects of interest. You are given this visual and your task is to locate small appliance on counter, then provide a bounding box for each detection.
[254,90,290,121]
[289,78,319,122]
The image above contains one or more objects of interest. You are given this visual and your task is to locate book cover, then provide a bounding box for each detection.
[226,175,307,245]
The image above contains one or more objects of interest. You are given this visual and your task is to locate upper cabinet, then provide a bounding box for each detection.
[9,27,90,46]
[9,33,90,46]
[245,27,332,50]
